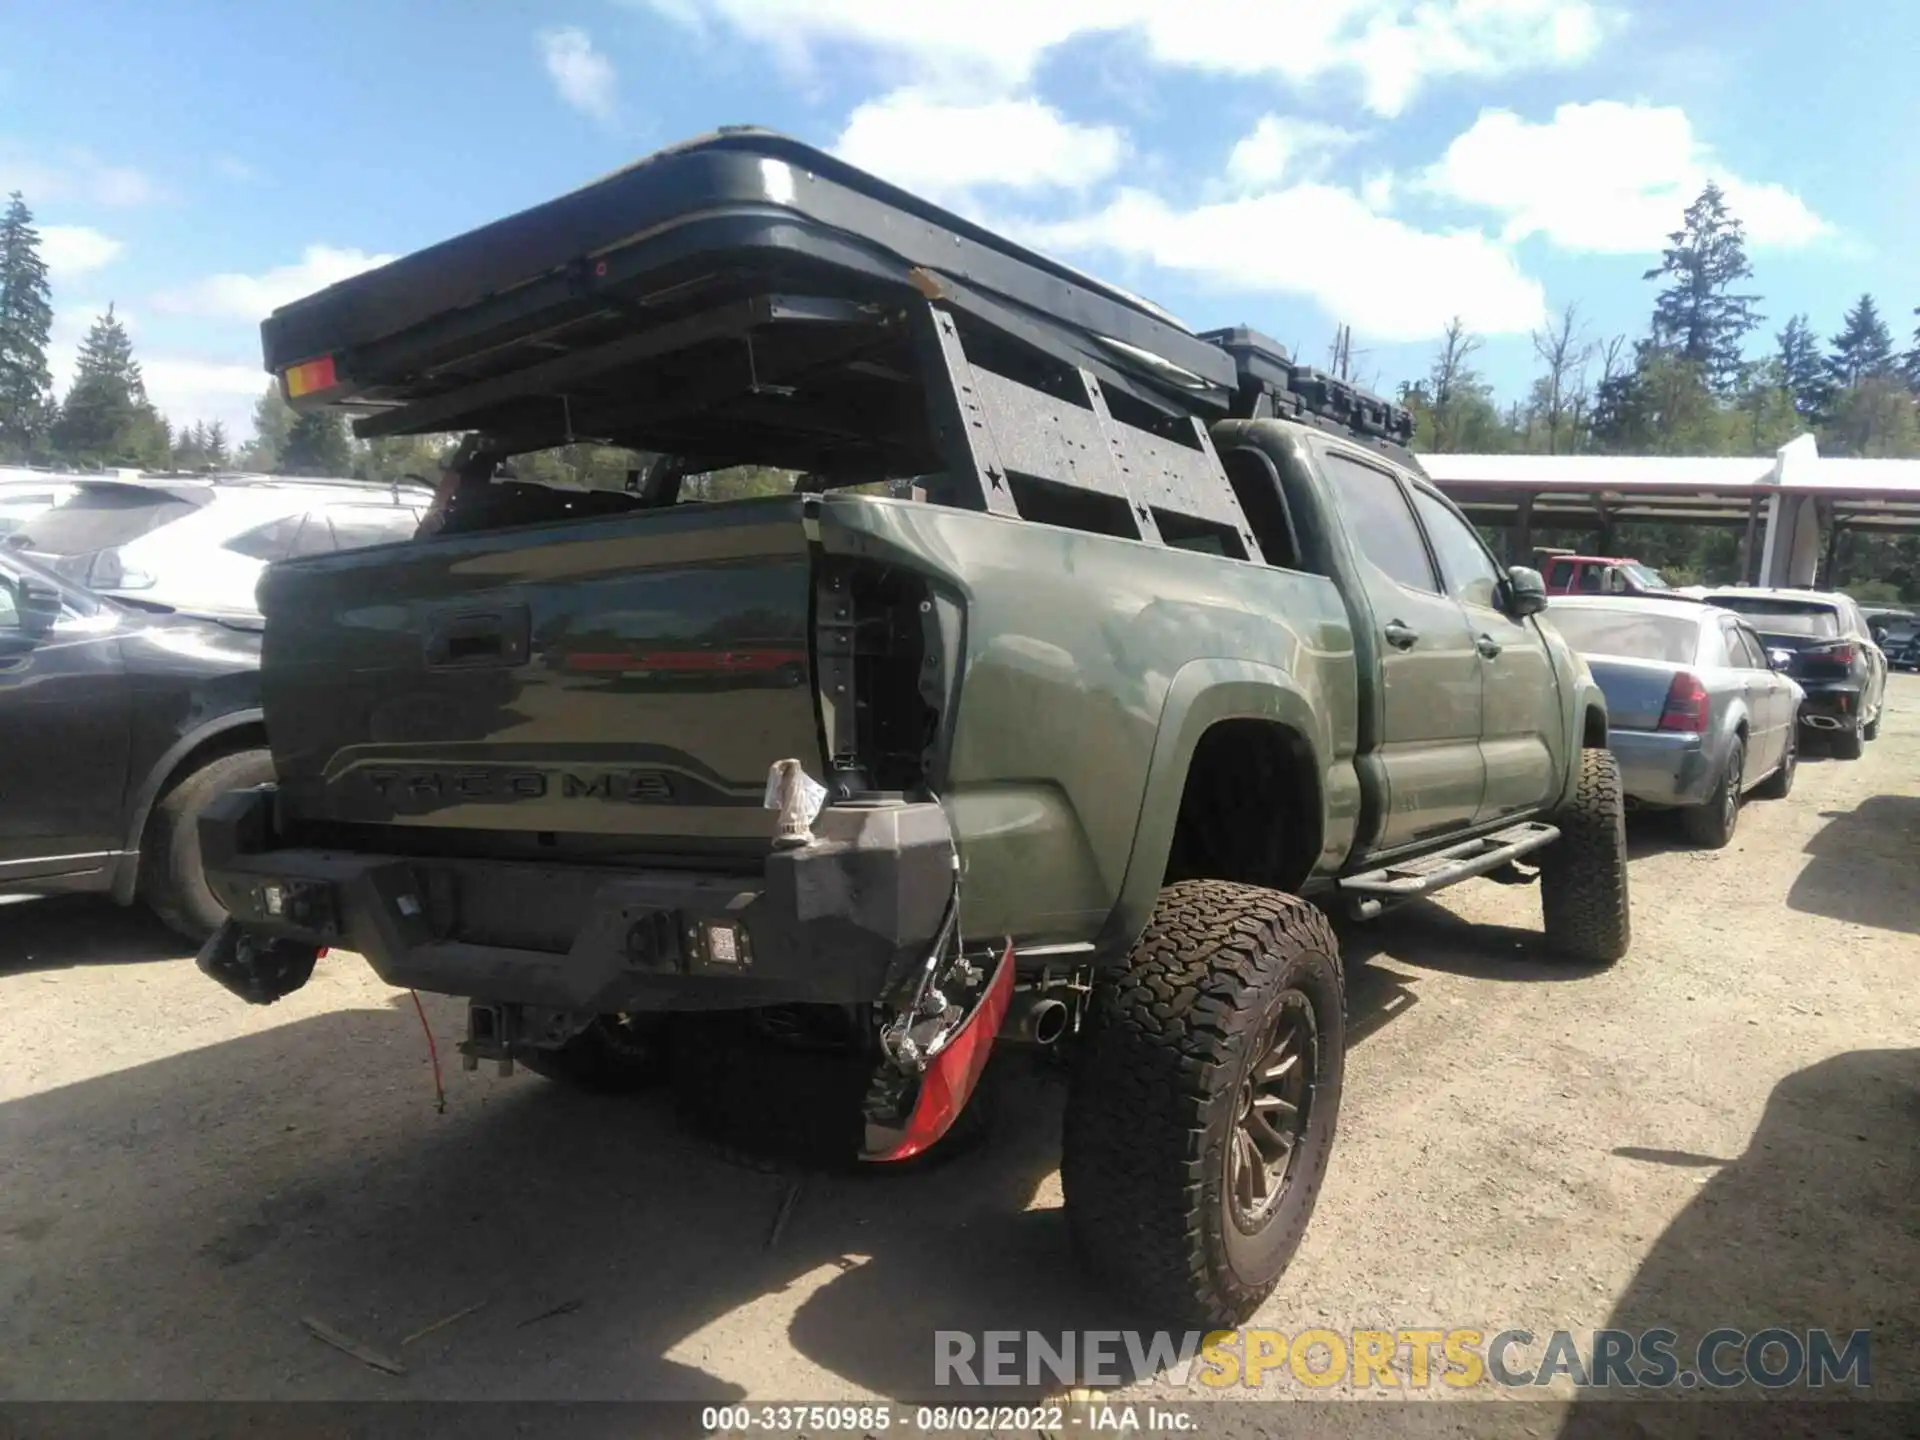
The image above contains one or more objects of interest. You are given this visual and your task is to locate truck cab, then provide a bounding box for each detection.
[1543,554,1672,597]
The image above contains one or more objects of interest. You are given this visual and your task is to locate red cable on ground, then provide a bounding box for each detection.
[410,989,447,1113]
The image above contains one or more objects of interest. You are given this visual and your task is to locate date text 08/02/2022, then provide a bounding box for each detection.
[701,1406,1197,1432]
[932,1327,1874,1391]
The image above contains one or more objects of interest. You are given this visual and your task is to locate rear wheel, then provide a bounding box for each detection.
[1062,880,1344,1327]
[1754,720,1797,800]
[1539,748,1631,965]
[1830,719,1865,761]
[1680,736,1744,849]
[1863,712,1880,742]
[139,747,277,942]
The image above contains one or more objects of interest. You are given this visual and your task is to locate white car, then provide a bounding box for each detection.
[0,476,79,540]
[4,476,430,619]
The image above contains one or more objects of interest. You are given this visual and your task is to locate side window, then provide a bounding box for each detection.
[1409,487,1503,608]
[288,513,338,558]
[1320,452,1437,593]
[327,505,423,552]
[1721,621,1756,668]
[223,513,304,562]
[1737,627,1770,669]
[1576,565,1604,594]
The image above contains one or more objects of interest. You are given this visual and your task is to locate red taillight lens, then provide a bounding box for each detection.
[1809,642,1855,665]
[1658,671,1710,732]
[864,942,1014,1163]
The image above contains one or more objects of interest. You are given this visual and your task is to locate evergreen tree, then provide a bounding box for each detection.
[51,304,164,464]
[1825,294,1896,389]
[0,191,54,457]
[205,419,231,466]
[239,383,295,470]
[279,410,352,475]
[1644,182,1763,395]
[1904,305,1920,394]
[1773,314,1828,423]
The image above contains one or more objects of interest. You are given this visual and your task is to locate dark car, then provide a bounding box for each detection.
[1699,588,1888,759]
[0,550,270,938]
[1863,607,1919,672]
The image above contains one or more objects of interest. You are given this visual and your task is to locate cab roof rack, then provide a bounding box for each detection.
[1199,327,1419,468]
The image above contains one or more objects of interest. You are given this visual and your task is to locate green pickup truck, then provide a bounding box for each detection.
[194,129,1627,1327]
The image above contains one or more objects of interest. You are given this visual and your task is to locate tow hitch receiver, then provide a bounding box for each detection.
[862,941,1014,1163]
[196,919,323,1005]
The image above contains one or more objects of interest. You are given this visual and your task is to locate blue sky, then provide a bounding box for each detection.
[3,0,1914,442]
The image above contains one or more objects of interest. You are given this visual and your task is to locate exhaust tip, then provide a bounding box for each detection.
[1030,999,1069,1046]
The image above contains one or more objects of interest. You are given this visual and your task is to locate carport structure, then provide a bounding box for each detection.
[1423,435,1920,587]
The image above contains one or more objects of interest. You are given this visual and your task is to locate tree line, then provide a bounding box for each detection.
[1394,182,1920,599]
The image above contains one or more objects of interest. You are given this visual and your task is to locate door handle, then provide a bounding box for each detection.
[425,604,530,669]
[1383,621,1419,650]
[1475,633,1502,659]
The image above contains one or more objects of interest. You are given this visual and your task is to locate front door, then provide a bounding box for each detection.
[1405,486,1564,823]
[1722,618,1784,779]
[1318,449,1484,851]
[0,565,132,880]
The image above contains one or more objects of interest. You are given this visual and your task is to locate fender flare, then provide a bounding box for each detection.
[110,709,267,905]
[1093,658,1356,959]
[1561,673,1611,809]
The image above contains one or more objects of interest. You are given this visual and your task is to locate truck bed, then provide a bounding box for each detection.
[260,129,1238,452]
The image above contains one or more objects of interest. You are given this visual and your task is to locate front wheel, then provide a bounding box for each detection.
[1062,880,1344,1328]
[1754,721,1797,800]
[1680,736,1744,849]
[1538,748,1631,965]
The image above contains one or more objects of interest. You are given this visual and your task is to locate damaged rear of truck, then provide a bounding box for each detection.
[196,129,1624,1327]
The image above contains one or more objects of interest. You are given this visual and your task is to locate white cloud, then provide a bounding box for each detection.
[538,27,618,123]
[0,146,159,207]
[39,225,124,277]
[1225,116,1361,190]
[1032,185,1544,342]
[1426,101,1831,252]
[213,155,259,183]
[645,0,1610,116]
[834,89,1125,203]
[153,245,396,322]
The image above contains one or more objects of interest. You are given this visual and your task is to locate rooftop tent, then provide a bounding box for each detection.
[259,129,1241,471]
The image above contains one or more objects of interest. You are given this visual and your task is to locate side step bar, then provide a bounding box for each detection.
[1337,821,1560,919]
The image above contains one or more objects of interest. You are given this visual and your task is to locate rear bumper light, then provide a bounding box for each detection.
[862,942,1015,1163]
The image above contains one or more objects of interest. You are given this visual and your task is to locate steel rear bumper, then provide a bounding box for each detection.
[197,786,957,1012]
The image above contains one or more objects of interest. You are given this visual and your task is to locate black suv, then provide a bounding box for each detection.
[1702,587,1889,759]
[0,551,270,938]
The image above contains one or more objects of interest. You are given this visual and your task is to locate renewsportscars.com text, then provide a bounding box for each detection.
[934,1327,1872,1391]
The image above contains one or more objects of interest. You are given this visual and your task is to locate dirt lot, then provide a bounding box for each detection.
[3,677,1916,1413]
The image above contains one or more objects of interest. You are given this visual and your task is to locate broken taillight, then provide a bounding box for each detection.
[864,943,1014,1163]
[1658,671,1711,733]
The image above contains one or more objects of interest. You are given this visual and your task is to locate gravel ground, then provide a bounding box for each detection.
[3,676,1916,1420]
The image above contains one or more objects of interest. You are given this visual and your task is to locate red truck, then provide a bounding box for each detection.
[1538,552,1673,597]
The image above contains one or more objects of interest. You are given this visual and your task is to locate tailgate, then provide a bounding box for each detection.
[260,497,820,858]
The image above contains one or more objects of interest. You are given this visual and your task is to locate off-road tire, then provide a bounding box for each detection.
[1061,881,1344,1328]
[519,1015,671,1092]
[1754,720,1797,800]
[139,747,277,943]
[1538,748,1631,965]
[1863,713,1880,742]
[1829,720,1865,761]
[1680,736,1744,849]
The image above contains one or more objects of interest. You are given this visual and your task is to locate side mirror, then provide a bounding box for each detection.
[17,576,61,635]
[1768,648,1794,671]
[1503,565,1549,617]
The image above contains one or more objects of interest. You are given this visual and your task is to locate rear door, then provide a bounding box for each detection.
[1318,448,1483,850]
[0,561,132,880]
[1406,484,1564,824]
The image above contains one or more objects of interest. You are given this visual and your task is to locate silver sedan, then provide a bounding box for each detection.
[1547,595,1805,848]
